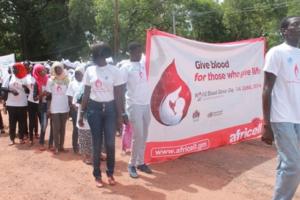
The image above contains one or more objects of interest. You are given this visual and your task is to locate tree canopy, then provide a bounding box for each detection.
[0,0,299,61]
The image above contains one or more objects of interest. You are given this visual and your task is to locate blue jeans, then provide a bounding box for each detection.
[87,99,116,179]
[38,103,48,145]
[271,122,300,200]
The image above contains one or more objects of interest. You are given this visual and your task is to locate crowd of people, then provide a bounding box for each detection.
[0,41,152,188]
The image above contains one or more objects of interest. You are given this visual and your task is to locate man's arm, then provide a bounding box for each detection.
[78,86,90,127]
[262,71,276,145]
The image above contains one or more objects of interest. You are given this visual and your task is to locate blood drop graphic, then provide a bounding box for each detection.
[151,59,192,126]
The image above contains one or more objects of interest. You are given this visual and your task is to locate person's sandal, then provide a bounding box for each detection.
[39,145,46,151]
[95,178,104,188]
[8,140,15,146]
[107,176,116,186]
[84,159,92,165]
[53,148,59,155]
[100,153,107,161]
[19,139,25,144]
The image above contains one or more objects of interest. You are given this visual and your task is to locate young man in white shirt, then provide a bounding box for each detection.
[262,16,300,200]
[66,66,84,153]
[120,42,152,178]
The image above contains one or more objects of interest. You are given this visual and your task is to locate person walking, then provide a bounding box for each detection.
[120,42,152,178]
[262,16,300,200]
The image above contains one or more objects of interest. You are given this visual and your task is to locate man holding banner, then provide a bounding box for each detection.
[120,42,152,178]
[262,16,300,200]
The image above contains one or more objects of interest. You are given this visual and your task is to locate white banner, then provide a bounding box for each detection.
[145,29,265,163]
[0,54,15,83]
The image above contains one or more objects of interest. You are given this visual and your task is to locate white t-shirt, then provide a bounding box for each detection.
[120,60,150,107]
[3,75,29,107]
[46,79,70,113]
[66,80,83,106]
[264,42,300,123]
[27,75,39,104]
[83,64,125,102]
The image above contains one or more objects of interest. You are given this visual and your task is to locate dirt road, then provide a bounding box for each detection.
[0,116,300,200]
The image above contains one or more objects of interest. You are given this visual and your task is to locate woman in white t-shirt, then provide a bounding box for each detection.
[32,64,49,150]
[1,63,29,145]
[46,62,70,154]
[79,42,125,187]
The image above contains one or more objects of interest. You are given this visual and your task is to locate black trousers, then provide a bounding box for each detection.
[28,101,40,141]
[0,111,4,130]
[7,106,28,141]
[70,108,79,152]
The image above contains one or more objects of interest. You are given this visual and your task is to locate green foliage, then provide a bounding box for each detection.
[222,0,288,47]
[287,0,300,16]
[0,0,21,58]
[184,0,226,42]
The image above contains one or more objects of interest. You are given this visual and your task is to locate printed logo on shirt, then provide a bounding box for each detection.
[55,85,64,95]
[95,79,102,89]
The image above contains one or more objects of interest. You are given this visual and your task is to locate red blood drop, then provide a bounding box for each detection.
[151,59,192,126]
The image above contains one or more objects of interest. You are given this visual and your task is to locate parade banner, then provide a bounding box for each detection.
[0,54,15,82]
[145,29,265,164]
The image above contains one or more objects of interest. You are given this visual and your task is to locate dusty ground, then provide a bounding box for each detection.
[0,112,300,200]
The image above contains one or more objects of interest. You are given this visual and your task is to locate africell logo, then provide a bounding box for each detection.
[229,121,262,143]
[151,60,192,126]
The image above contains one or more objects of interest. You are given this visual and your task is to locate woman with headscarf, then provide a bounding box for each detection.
[1,62,29,145]
[46,61,70,154]
[32,64,49,149]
